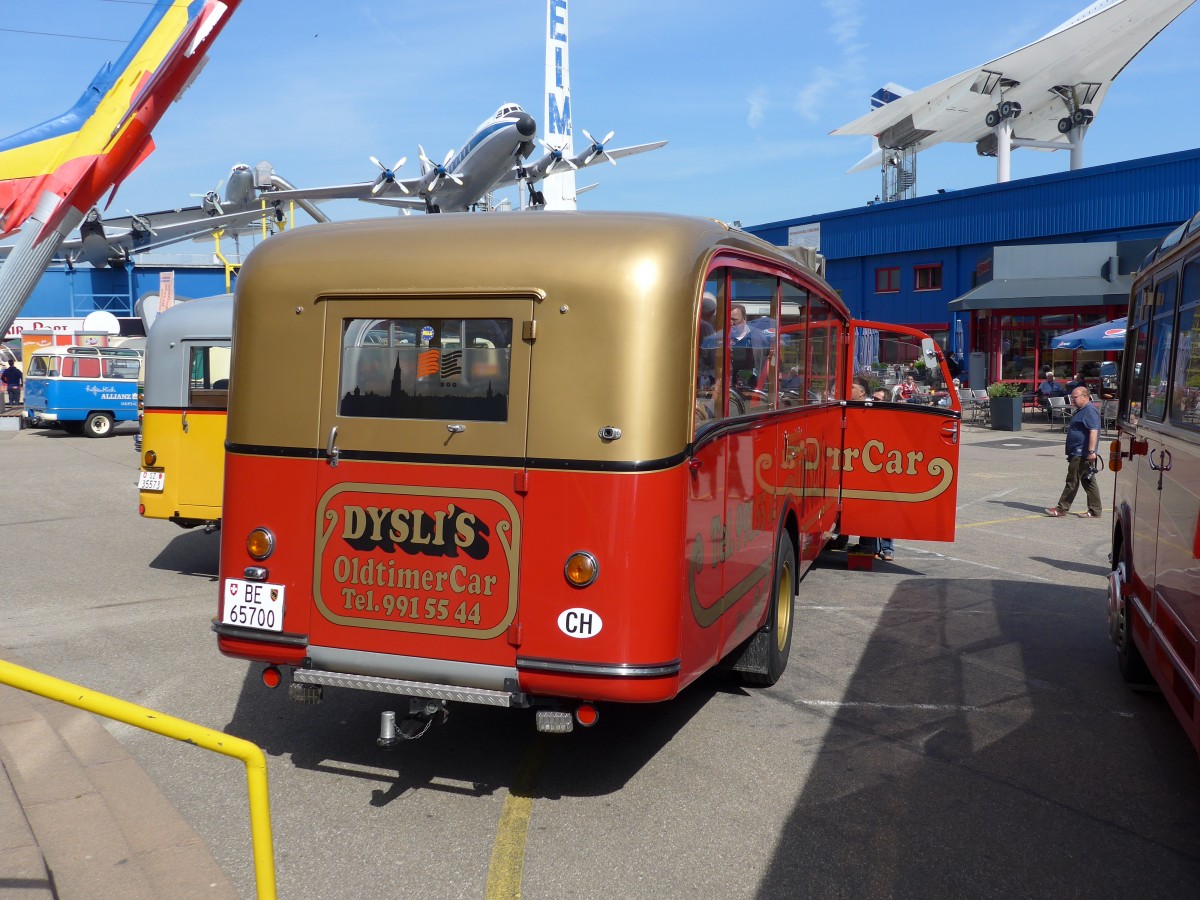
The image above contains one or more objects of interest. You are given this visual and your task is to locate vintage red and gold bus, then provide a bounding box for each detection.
[215,212,961,737]
[1108,210,1200,754]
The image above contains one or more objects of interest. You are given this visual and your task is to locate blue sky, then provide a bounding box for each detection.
[2,0,1198,230]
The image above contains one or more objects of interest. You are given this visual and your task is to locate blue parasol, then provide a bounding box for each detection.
[1052,318,1127,351]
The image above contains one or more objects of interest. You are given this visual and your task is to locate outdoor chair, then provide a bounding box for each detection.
[1046,395,1071,431]
[1100,399,1118,436]
[970,389,990,424]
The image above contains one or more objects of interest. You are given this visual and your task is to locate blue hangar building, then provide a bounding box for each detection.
[745,147,1200,389]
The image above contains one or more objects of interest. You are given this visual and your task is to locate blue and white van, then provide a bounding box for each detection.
[23,346,143,437]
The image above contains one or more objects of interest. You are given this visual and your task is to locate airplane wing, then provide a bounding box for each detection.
[593,140,669,165]
[359,196,429,211]
[492,140,668,191]
[99,206,275,256]
[831,0,1196,152]
[0,206,276,267]
[253,179,425,205]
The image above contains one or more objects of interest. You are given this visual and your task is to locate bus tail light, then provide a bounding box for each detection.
[262,665,282,688]
[575,703,599,727]
[143,449,157,467]
[246,527,275,560]
[564,551,598,587]
[1108,440,1122,473]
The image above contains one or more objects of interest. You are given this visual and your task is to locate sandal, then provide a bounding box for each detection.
[1044,508,1065,517]
[878,549,894,561]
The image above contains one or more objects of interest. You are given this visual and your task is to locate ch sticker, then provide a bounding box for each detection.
[557,608,603,638]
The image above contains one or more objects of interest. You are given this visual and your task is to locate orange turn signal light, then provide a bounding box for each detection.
[143,449,157,467]
[564,551,598,587]
[246,527,275,561]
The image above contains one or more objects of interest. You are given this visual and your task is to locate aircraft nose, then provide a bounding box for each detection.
[515,112,536,138]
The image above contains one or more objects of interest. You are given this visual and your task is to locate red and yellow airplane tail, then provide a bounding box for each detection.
[0,0,240,239]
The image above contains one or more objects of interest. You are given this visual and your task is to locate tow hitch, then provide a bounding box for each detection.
[377,699,450,746]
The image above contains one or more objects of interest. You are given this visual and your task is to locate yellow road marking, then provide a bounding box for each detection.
[485,734,550,899]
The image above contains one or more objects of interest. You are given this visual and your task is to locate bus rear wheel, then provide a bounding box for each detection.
[743,535,795,686]
[83,411,114,438]
[1112,545,1152,686]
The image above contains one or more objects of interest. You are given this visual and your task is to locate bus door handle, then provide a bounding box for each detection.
[1149,449,1172,472]
[941,420,959,445]
[326,426,340,468]
[783,432,801,460]
[181,411,188,433]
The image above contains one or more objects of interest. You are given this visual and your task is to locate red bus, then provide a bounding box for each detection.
[214,212,961,738]
[1109,211,1200,754]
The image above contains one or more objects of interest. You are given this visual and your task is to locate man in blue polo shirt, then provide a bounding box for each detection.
[1045,385,1102,518]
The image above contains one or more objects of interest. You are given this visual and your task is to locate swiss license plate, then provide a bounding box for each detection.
[222,579,285,632]
[138,470,165,491]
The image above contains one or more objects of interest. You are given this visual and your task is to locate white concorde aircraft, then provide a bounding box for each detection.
[832,0,1197,180]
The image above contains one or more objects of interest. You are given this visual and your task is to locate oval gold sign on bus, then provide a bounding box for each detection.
[557,608,603,639]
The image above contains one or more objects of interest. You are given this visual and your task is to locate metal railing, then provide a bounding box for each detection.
[0,658,276,899]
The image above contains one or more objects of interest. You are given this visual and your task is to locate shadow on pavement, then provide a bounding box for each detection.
[753,576,1200,898]
[220,661,724,804]
[148,527,220,579]
[1029,555,1110,579]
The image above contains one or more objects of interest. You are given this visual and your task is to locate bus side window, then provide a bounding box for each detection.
[1170,260,1200,426]
[76,357,101,379]
[778,281,809,406]
[727,270,777,417]
[808,294,842,402]
[696,271,727,429]
[1144,276,1178,421]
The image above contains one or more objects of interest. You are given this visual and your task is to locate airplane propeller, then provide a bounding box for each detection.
[418,146,464,193]
[190,178,225,215]
[536,139,578,176]
[126,210,157,237]
[578,129,617,167]
[369,156,409,195]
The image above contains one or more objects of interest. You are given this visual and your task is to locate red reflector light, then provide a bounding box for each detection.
[138,504,145,516]
[575,703,599,728]
[262,665,282,688]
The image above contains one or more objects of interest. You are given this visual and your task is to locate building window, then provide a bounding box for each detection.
[875,267,899,293]
[914,264,942,291]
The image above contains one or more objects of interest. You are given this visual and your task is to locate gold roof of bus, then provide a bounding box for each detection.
[228,211,832,462]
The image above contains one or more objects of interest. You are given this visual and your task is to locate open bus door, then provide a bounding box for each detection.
[837,323,960,543]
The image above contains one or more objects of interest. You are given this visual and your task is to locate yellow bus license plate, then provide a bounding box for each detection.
[138,471,165,491]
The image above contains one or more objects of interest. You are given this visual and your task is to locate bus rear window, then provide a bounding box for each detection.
[337,317,513,422]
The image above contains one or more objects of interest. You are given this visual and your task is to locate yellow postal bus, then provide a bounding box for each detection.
[138,295,232,530]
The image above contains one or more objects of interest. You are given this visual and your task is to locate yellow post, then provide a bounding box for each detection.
[0,658,276,900]
[210,228,240,293]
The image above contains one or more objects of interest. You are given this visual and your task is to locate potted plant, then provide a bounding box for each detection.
[987,381,1024,431]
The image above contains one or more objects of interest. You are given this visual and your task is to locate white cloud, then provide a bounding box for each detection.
[822,0,863,49]
[747,87,769,128]
[794,67,839,122]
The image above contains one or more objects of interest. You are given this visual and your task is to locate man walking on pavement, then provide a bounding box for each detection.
[1045,385,1102,518]
[1,360,21,407]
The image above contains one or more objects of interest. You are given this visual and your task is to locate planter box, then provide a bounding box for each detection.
[990,396,1023,431]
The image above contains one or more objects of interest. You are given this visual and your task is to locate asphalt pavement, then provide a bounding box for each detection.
[1,408,1198,899]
